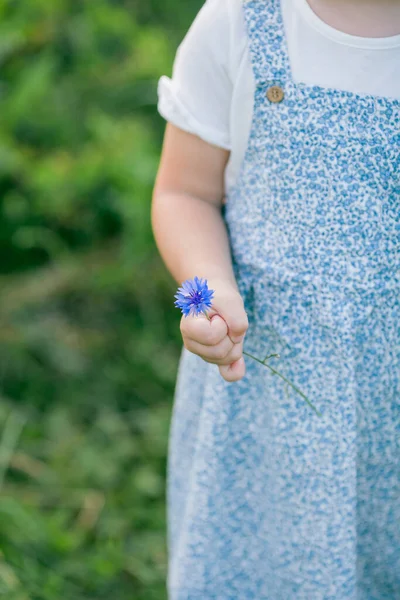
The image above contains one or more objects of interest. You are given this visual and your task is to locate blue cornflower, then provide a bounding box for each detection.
[174,276,215,317]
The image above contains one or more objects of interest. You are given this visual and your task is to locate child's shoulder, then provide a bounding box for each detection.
[157,0,249,151]
[183,0,247,60]
[188,0,245,35]
[176,0,247,74]
[202,0,243,15]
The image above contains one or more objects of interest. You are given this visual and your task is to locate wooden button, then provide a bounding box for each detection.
[266,85,284,103]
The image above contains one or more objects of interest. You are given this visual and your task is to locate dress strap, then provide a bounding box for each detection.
[243,0,292,86]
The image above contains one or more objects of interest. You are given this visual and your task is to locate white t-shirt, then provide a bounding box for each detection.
[157,0,400,195]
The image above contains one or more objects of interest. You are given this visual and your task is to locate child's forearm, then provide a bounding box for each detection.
[151,191,239,290]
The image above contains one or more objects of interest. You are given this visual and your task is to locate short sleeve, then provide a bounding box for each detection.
[157,0,232,150]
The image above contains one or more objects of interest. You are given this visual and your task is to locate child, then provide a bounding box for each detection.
[151,0,400,597]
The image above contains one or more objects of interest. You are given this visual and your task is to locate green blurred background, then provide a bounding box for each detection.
[0,1,202,598]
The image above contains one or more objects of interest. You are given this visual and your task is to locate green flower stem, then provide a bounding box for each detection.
[204,312,321,417]
[242,350,321,417]
[263,353,280,362]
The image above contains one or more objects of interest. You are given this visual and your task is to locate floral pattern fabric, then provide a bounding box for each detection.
[167,1,400,598]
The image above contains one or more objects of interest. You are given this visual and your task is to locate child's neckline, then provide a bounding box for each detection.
[297,0,400,49]
[243,0,400,105]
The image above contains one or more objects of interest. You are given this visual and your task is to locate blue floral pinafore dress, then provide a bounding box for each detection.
[167,1,400,598]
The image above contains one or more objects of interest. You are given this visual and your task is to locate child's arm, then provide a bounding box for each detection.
[152,122,236,289]
[152,123,248,382]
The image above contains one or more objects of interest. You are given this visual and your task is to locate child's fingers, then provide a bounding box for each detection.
[185,336,242,365]
[219,356,246,382]
[180,313,228,346]
[210,297,248,344]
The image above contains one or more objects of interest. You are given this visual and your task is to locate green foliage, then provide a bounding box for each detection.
[0,0,202,597]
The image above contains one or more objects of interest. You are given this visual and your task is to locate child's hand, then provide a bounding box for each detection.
[180,279,249,382]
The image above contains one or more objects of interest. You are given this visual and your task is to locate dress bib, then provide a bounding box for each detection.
[167,1,400,598]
